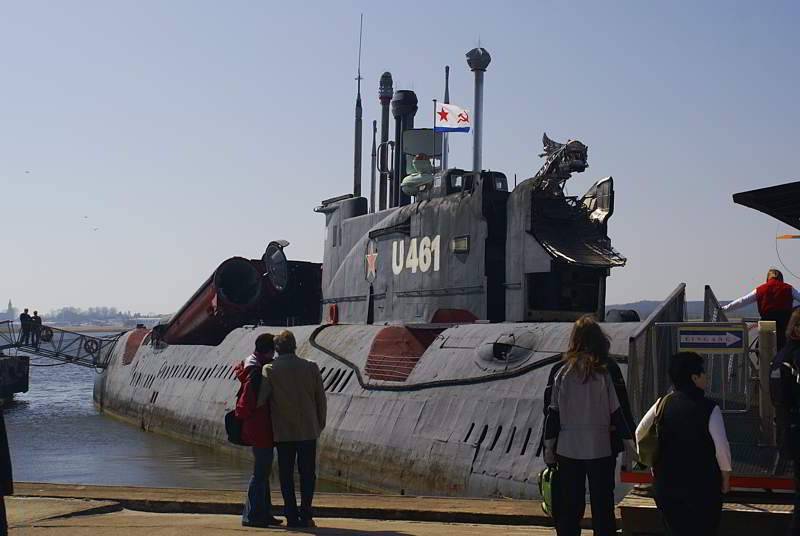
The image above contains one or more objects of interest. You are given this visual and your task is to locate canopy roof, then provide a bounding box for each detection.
[733,181,800,231]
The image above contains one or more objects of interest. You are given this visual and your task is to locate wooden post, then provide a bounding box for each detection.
[758,320,776,446]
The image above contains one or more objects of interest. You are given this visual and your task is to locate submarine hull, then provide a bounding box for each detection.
[94,321,643,498]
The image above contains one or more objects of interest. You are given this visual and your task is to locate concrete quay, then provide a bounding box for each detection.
[7,483,593,535]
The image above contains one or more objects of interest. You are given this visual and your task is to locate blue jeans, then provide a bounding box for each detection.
[242,447,274,524]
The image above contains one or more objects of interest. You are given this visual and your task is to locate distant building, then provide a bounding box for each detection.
[0,300,15,322]
[124,317,163,329]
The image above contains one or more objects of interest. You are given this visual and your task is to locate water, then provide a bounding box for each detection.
[4,344,347,491]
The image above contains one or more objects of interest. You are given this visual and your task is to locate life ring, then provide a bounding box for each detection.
[40,327,53,343]
[84,339,100,354]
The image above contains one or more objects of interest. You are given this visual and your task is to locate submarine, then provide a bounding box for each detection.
[93,47,684,498]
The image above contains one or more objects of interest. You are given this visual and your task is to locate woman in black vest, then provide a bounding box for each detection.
[637,352,731,536]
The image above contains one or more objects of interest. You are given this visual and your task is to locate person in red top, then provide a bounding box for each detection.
[234,333,281,527]
[724,268,800,350]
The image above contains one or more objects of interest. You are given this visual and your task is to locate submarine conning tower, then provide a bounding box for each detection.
[317,47,627,326]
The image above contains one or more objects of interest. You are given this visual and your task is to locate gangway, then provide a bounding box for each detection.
[622,285,792,489]
[0,320,123,369]
[619,284,795,534]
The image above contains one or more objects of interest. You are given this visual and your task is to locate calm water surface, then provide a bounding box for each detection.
[4,343,346,491]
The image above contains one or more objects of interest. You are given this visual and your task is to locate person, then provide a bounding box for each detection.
[30,311,42,348]
[149,324,167,349]
[772,309,800,535]
[0,406,12,536]
[723,268,800,350]
[259,330,326,528]
[537,316,636,464]
[18,309,30,345]
[233,333,281,528]
[636,352,732,536]
[543,315,636,536]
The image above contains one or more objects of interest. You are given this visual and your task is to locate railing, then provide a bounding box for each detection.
[0,321,123,369]
[703,285,756,412]
[626,283,686,420]
[703,284,729,322]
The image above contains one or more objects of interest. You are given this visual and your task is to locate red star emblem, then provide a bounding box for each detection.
[437,108,449,122]
[366,252,378,277]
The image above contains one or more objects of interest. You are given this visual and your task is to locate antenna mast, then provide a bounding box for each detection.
[353,14,364,198]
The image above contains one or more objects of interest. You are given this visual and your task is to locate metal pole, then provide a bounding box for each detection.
[758,320,777,446]
[352,14,364,197]
[370,120,377,212]
[392,110,402,207]
[432,99,437,172]
[466,48,491,176]
[442,65,450,170]
[378,73,393,211]
[472,69,483,174]
[354,92,362,197]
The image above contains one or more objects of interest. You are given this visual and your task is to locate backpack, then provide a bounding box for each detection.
[636,393,672,467]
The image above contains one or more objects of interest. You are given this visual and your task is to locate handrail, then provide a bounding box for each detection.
[0,320,123,369]
[626,283,686,420]
[629,283,686,340]
[704,285,729,322]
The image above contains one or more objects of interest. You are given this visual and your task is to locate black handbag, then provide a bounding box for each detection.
[225,381,247,446]
[224,409,246,445]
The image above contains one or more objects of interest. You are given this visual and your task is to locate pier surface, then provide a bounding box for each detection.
[7,482,590,535]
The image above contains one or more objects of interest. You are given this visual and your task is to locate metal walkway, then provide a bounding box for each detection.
[622,284,794,492]
[0,320,123,369]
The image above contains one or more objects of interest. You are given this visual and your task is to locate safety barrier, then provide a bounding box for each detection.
[626,283,686,420]
[0,320,122,369]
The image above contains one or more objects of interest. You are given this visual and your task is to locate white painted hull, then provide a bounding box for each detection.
[94,322,639,498]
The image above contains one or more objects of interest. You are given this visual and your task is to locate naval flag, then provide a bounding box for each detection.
[434,103,471,133]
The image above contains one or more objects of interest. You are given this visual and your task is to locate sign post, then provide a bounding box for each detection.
[657,322,750,414]
[677,325,746,354]
[758,321,776,446]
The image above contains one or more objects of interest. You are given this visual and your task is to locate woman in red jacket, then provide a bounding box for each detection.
[234,333,280,527]
[724,268,800,350]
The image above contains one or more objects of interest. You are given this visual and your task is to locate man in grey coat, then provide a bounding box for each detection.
[260,330,326,528]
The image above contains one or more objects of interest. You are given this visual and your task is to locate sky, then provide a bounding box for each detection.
[0,1,798,314]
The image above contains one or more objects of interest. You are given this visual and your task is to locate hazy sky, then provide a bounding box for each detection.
[1,1,798,314]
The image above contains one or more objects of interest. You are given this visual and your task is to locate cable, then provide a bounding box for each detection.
[775,222,800,280]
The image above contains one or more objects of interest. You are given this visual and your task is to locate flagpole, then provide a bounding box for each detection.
[442,65,450,171]
[432,99,437,174]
